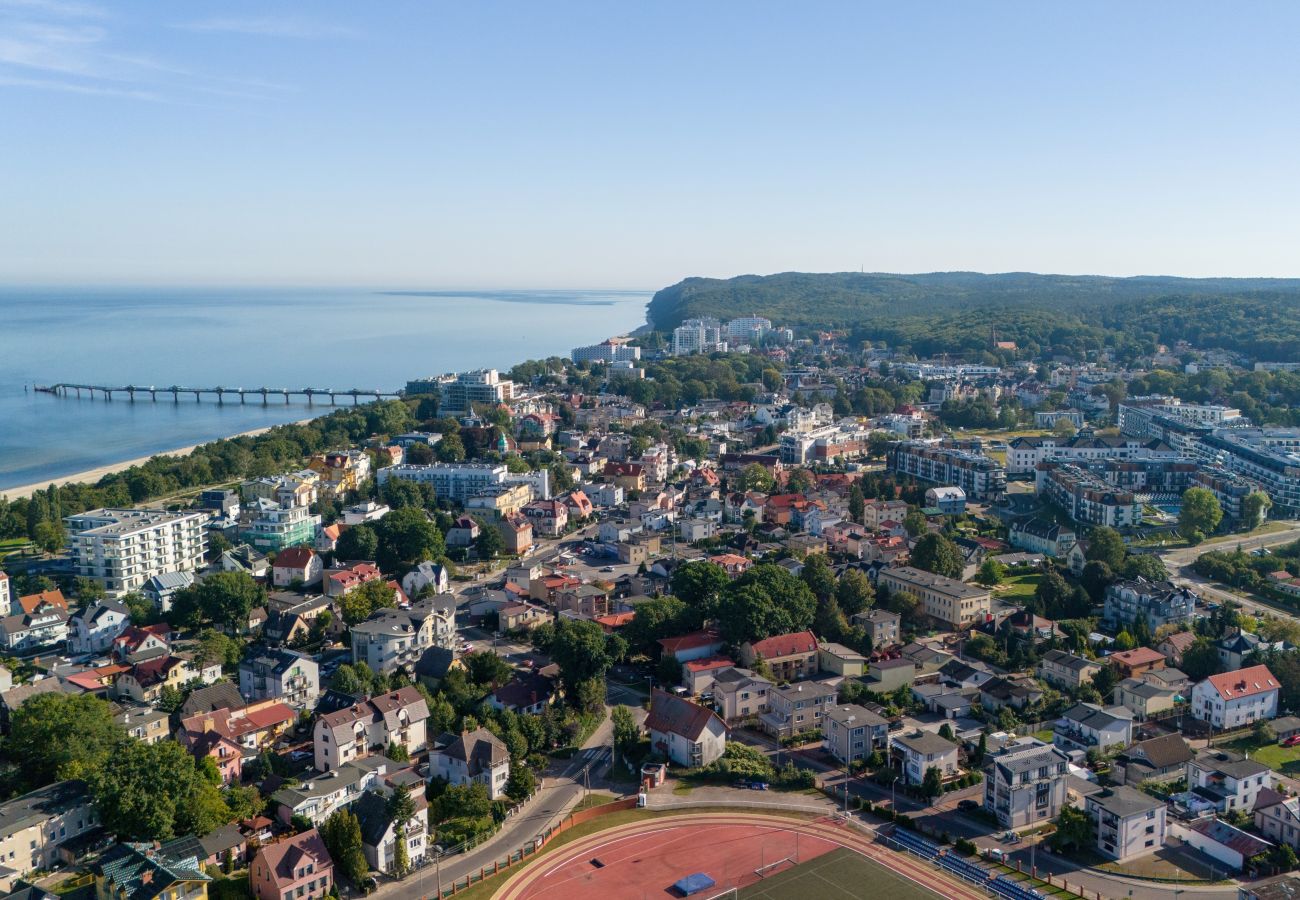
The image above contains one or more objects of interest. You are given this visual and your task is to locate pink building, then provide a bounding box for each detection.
[251,829,334,900]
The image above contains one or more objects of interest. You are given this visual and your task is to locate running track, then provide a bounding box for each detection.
[494,812,989,900]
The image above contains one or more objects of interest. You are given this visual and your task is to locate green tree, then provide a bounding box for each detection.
[1113,630,1135,651]
[1080,560,1114,602]
[7,692,125,789]
[549,618,615,699]
[1241,491,1272,528]
[1121,553,1168,582]
[1179,487,1223,543]
[435,432,466,462]
[1050,805,1095,853]
[611,705,640,758]
[975,558,1006,586]
[339,578,398,625]
[386,784,417,877]
[670,560,730,615]
[714,563,817,645]
[375,506,446,573]
[887,588,921,622]
[321,809,370,885]
[1181,637,1224,680]
[800,553,837,602]
[170,570,265,631]
[736,463,774,493]
[910,533,965,579]
[1091,664,1118,698]
[475,521,506,560]
[848,483,865,524]
[1085,527,1126,570]
[921,765,943,799]
[902,509,928,538]
[835,569,874,616]
[335,524,378,561]
[505,766,536,802]
[33,518,65,554]
[785,468,815,495]
[92,740,229,840]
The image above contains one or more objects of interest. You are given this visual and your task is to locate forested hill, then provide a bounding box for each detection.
[646,271,1300,361]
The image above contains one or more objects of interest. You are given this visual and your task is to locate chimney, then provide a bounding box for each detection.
[141,872,153,885]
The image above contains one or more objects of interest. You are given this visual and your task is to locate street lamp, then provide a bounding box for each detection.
[892,775,901,811]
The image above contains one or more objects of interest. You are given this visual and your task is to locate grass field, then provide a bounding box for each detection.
[738,847,939,900]
[995,572,1043,602]
[1220,735,1300,775]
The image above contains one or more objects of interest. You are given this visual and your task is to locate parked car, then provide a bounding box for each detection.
[958,799,980,811]
[1283,734,1300,747]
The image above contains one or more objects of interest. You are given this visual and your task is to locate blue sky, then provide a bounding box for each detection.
[3,0,1299,287]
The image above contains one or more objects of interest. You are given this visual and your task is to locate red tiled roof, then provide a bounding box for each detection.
[594,612,635,629]
[645,689,725,742]
[658,631,722,655]
[1204,665,1280,701]
[274,547,315,569]
[18,589,67,614]
[684,655,735,674]
[1110,647,1165,667]
[747,630,818,660]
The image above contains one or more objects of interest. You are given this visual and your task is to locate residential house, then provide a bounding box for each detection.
[739,631,819,683]
[603,461,645,493]
[270,757,390,827]
[1009,518,1077,558]
[1255,790,1300,853]
[271,547,323,589]
[350,597,456,674]
[324,562,382,598]
[498,513,533,555]
[0,781,98,887]
[1103,580,1197,632]
[250,829,333,900]
[1191,665,1280,729]
[712,667,773,723]
[179,701,296,756]
[0,603,68,652]
[892,730,960,786]
[140,571,194,614]
[110,623,171,662]
[1037,649,1102,690]
[94,842,210,900]
[413,647,462,693]
[313,687,430,772]
[1113,676,1180,722]
[852,609,901,648]
[1187,748,1272,816]
[555,583,611,619]
[114,655,210,704]
[760,681,836,739]
[658,631,725,664]
[681,657,736,696]
[1158,631,1197,668]
[1085,786,1166,861]
[444,517,481,548]
[1114,734,1193,787]
[400,561,451,598]
[1110,647,1166,679]
[353,789,428,873]
[428,728,511,799]
[239,649,320,708]
[66,599,130,656]
[184,730,244,785]
[876,566,991,630]
[868,658,918,692]
[115,704,172,744]
[1217,629,1288,671]
[980,675,1045,712]
[823,705,889,765]
[817,643,867,678]
[1054,703,1133,754]
[219,544,270,578]
[497,603,548,634]
[488,670,556,716]
[1174,817,1272,874]
[645,690,728,768]
[522,499,568,537]
[983,740,1070,828]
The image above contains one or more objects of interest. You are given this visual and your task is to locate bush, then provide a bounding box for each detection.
[954,838,978,857]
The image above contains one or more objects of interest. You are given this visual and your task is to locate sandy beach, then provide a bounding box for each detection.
[0,421,310,502]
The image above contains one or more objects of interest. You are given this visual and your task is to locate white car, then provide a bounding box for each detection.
[461,642,475,653]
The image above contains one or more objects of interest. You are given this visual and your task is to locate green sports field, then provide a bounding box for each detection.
[737,847,939,900]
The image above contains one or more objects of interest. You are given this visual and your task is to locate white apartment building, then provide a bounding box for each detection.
[571,340,642,364]
[672,318,726,356]
[0,781,99,890]
[1190,665,1280,729]
[350,598,456,674]
[377,462,509,503]
[313,687,430,772]
[65,508,207,598]
[1086,786,1167,862]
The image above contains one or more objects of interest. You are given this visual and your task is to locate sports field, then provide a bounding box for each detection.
[738,847,939,900]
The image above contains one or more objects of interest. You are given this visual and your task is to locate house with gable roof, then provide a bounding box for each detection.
[739,631,819,683]
[1191,664,1280,729]
[645,689,727,768]
[250,828,333,900]
[313,686,429,772]
[428,728,511,799]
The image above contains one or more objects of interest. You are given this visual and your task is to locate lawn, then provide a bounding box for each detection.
[739,847,939,900]
[994,572,1043,602]
[572,792,618,812]
[1220,735,1300,775]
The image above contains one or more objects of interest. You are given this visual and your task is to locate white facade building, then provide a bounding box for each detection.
[65,508,207,598]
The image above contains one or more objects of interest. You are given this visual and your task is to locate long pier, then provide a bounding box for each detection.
[34,383,402,405]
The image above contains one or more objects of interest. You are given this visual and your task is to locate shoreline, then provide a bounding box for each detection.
[0,420,315,501]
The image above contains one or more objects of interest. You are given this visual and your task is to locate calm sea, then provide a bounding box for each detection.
[0,286,650,492]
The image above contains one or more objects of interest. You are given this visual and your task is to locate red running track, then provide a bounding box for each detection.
[496,813,975,900]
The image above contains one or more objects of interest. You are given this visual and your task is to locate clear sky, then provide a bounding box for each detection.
[3,0,1299,288]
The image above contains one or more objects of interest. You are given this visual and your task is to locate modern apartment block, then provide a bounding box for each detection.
[571,340,641,364]
[1006,432,1178,475]
[66,508,207,598]
[1118,397,1244,437]
[885,439,1006,500]
[983,740,1070,828]
[822,704,889,765]
[1086,786,1167,862]
[240,503,321,553]
[671,318,726,356]
[1035,462,1141,528]
[377,462,510,503]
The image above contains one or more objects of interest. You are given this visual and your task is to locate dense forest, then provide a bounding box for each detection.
[647,272,1300,361]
